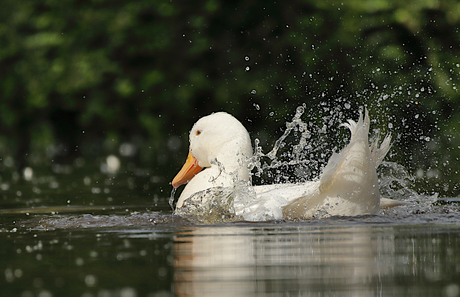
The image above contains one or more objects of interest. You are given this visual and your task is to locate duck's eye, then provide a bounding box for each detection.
[196,130,201,136]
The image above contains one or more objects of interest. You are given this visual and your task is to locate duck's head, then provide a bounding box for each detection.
[172,112,253,188]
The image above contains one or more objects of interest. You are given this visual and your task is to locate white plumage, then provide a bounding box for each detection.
[172,110,397,221]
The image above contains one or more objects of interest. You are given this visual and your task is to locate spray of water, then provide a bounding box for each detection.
[175,102,459,224]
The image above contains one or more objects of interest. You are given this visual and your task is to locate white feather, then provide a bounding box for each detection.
[173,110,395,221]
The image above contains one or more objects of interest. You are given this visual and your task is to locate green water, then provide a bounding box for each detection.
[1,166,460,296]
[2,217,460,297]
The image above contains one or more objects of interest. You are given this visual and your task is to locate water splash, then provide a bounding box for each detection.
[250,105,309,180]
[177,104,348,222]
[174,103,457,224]
[377,162,460,218]
[250,103,339,185]
[169,188,177,210]
[174,187,243,223]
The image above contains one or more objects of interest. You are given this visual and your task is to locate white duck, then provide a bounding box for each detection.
[172,110,397,221]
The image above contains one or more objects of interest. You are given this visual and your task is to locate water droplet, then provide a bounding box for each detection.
[253,103,260,110]
[245,66,250,71]
[250,89,256,94]
[295,106,305,116]
[244,56,250,61]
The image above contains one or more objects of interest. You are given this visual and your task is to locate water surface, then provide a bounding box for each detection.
[2,207,460,297]
[1,159,460,296]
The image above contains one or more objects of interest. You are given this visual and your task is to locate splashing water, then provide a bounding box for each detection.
[169,188,177,210]
[377,161,460,218]
[250,103,348,185]
[176,104,353,223]
[250,104,315,184]
[174,104,459,224]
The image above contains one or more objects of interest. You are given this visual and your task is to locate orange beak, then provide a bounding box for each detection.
[171,150,203,188]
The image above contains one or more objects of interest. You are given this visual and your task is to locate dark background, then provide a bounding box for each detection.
[1,0,459,197]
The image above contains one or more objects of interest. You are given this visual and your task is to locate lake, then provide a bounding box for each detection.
[1,163,460,297]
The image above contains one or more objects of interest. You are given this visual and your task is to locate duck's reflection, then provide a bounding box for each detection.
[173,225,394,296]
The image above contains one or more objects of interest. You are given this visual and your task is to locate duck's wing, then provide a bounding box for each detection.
[283,110,391,220]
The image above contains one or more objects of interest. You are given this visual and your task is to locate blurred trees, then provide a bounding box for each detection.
[0,0,459,195]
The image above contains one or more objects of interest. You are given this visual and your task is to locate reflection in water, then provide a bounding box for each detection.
[2,215,460,296]
[173,225,395,296]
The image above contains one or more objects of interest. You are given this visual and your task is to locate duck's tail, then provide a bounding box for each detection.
[370,132,392,167]
[283,109,391,220]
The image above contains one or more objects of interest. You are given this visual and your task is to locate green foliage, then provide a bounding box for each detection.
[0,0,459,195]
